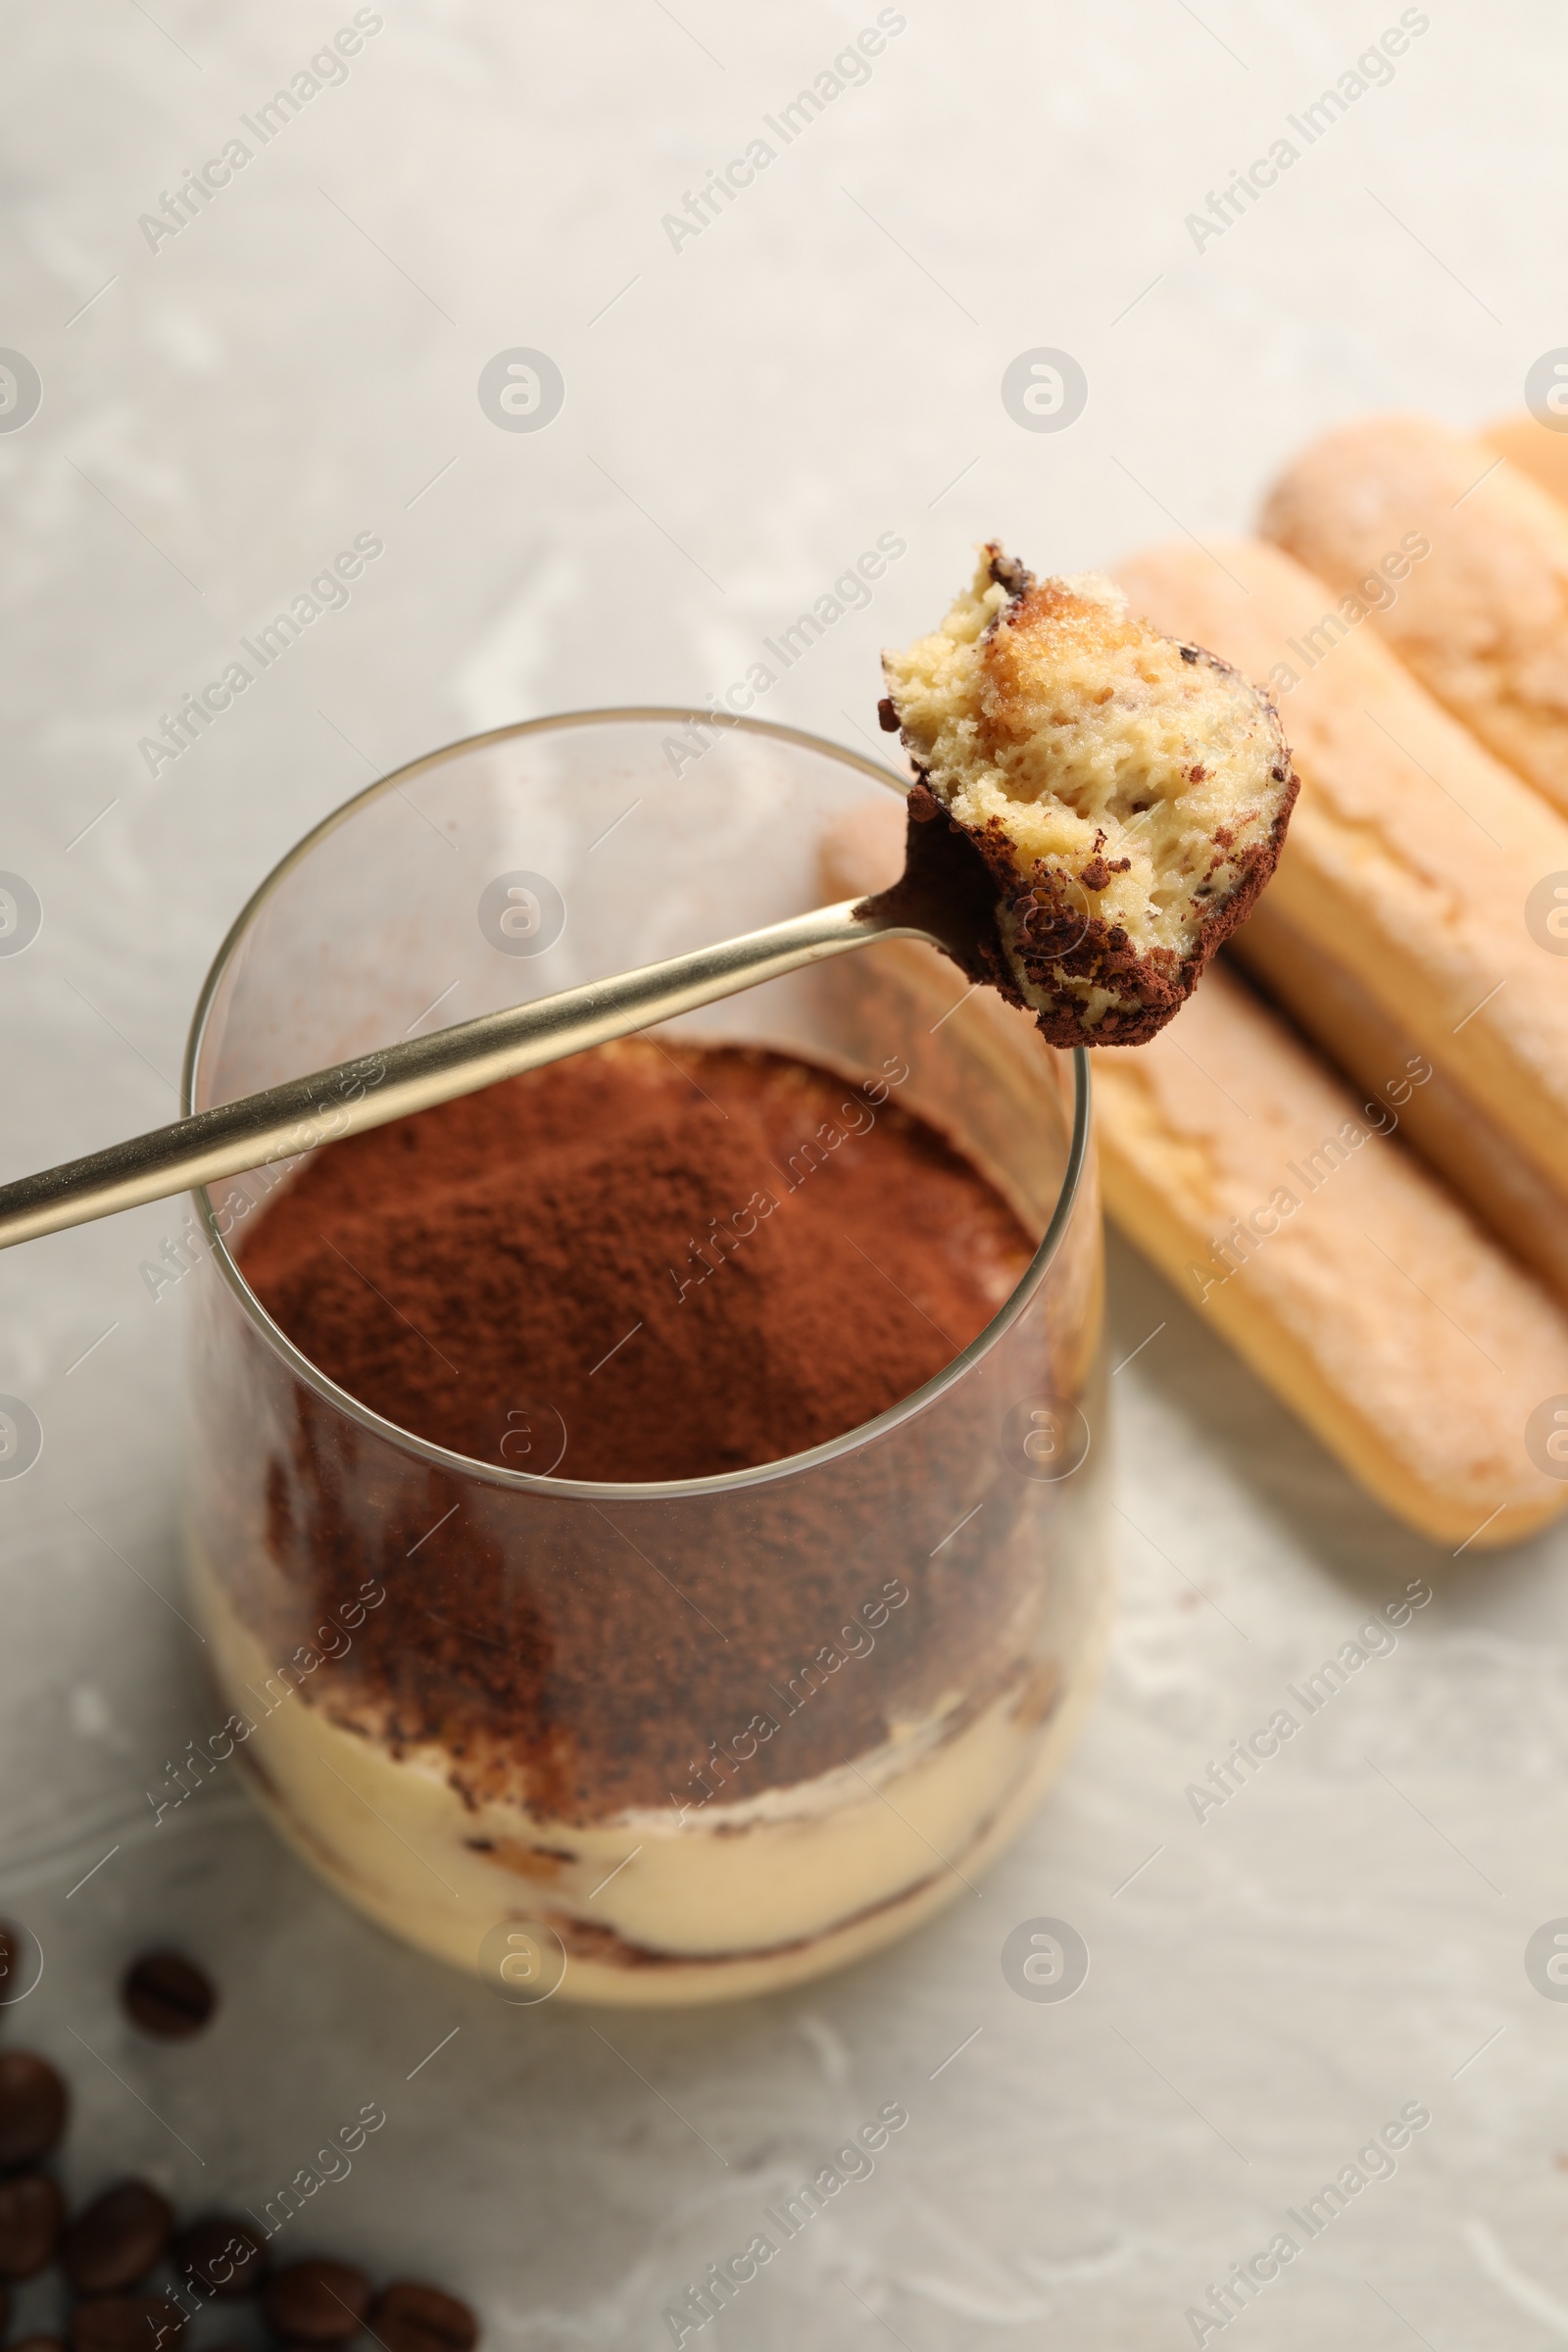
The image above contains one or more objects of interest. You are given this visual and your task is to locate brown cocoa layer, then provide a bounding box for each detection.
[220,1041,1059,1820]
[241,1040,1030,1483]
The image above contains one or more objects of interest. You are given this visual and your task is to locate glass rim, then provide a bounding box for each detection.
[181,707,1093,1503]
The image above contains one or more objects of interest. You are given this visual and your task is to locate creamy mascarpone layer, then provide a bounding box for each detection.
[189,1539,1111,2005]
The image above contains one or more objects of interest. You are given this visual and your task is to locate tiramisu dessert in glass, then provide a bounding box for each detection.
[180,555,1287,2003]
[179,710,1104,2003]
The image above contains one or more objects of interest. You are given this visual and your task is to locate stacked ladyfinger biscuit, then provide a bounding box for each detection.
[1104,411,1568,1547]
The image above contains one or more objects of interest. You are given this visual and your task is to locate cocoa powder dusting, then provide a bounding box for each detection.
[241,1040,1030,1483]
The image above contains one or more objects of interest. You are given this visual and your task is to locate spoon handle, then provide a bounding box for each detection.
[0,900,930,1253]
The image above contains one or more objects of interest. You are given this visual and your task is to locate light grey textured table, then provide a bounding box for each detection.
[3,5,1565,2345]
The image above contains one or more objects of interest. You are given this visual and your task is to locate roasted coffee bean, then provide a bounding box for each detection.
[63,2180,175,2294]
[69,2294,185,2352]
[262,2258,371,2344]
[120,1952,216,2040]
[368,2281,479,2352]
[0,2170,64,2278]
[0,2051,68,2167]
[172,2213,268,2300]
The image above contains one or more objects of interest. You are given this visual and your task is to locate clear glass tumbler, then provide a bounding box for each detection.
[181,711,1110,2007]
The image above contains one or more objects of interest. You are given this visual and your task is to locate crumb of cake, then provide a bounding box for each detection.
[877,543,1298,1046]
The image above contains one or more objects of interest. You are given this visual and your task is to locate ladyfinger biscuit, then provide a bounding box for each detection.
[1261,413,1568,818]
[1230,902,1568,1306]
[1092,960,1568,1547]
[1112,538,1568,1198]
[817,793,1568,1545]
[1484,411,1568,513]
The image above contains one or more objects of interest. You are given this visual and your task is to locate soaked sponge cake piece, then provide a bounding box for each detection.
[878,545,1298,1046]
